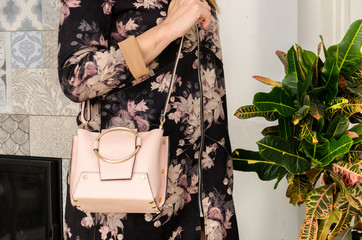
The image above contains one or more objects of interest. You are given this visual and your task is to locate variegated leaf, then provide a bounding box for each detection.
[234,105,280,121]
[299,184,334,240]
[341,98,362,118]
[310,101,325,120]
[293,174,311,204]
[253,76,282,87]
[327,192,361,239]
[333,160,362,187]
[325,97,349,119]
[261,126,279,137]
[346,143,362,163]
[298,117,318,144]
[346,66,362,88]
[276,50,288,74]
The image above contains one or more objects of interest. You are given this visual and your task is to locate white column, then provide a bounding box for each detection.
[218,1,300,239]
[321,0,351,46]
[298,0,322,51]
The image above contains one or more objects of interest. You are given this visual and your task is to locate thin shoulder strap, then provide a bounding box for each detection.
[80,36,185,130]
[159,36,184,129]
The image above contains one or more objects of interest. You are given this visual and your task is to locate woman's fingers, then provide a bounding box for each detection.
[163,0,212,38]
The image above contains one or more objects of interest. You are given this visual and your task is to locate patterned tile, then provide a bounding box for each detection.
[0,114,29,155]
[29,115,78,158]
[42,0,60,30]
[11,31,43,68]
[0,0,43,31]
[12,68,79,116]
[0,33,11,113]
[43,30,58,68]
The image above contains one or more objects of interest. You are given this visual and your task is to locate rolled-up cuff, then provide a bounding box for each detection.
[118,36,149,79]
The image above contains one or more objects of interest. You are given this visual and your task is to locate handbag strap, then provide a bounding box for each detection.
[80,36,185,130]
[159,36,184,129]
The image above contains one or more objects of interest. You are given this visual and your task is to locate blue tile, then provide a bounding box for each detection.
[0,0,43,31]
[11,31,43,68]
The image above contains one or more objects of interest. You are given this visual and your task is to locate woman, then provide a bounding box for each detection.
[58,0,239,239]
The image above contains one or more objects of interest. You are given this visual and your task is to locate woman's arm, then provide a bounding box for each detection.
[137,0,211,65]
[58,0,211,103]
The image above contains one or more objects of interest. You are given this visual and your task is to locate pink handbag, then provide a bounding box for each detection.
[69,37,184,214]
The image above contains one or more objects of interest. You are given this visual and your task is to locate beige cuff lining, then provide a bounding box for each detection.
[118,36,149,79]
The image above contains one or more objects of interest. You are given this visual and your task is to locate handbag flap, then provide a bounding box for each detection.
[97,129,139,180]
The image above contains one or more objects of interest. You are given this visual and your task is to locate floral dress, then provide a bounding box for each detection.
[58,0,239,239]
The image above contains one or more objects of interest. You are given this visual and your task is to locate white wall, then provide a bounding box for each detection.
[218,1,301,239]
[219,1,362,239]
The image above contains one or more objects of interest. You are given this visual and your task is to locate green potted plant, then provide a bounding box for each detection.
[232,19,362,239]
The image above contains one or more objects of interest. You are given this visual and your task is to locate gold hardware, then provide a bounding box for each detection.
[162,139,166,145]
[161,169,165,174]
[149,200,154,204]
[83,175,88,180]
[93,127,141,163]
[140,175,146,181]
[152,205,157,209]
[159,198,163,203]
[73,198,78,202]
[155,210,160,214]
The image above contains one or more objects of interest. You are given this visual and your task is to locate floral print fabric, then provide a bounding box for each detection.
[58,0,239,239]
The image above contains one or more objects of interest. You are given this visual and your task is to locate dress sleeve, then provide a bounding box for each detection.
[58,0,149,103]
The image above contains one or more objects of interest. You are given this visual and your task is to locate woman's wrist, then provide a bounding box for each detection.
[136,22,179,65]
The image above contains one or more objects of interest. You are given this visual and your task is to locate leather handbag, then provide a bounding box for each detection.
[69,36,184,214]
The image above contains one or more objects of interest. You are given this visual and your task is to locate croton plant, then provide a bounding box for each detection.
[232,19,362,239]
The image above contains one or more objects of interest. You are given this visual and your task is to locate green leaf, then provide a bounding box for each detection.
[349,124,362,135]
[327,19,362,78]
[253,87,297,117]
[325,115,349,140]
[234,105,280,121]
[320,134,353,166]
[301,49,318,71]
[257,136,311,174]
[299,184,334,240]
[232,149,288,181]
[283,46,306,98]
[301,139,329,165]
[348,124,362,144]
[293,105,310,125]
[278,117,292,139]
[308,58,340,102]
[298,72,313,105]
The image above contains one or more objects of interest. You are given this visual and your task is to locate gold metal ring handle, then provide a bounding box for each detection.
[93,127,141,163]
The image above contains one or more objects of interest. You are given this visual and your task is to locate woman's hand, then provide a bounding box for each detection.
[136,0,211,65]
[163,0,212,39]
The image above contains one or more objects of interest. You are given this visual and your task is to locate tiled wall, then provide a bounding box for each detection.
[0,0,79,216]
